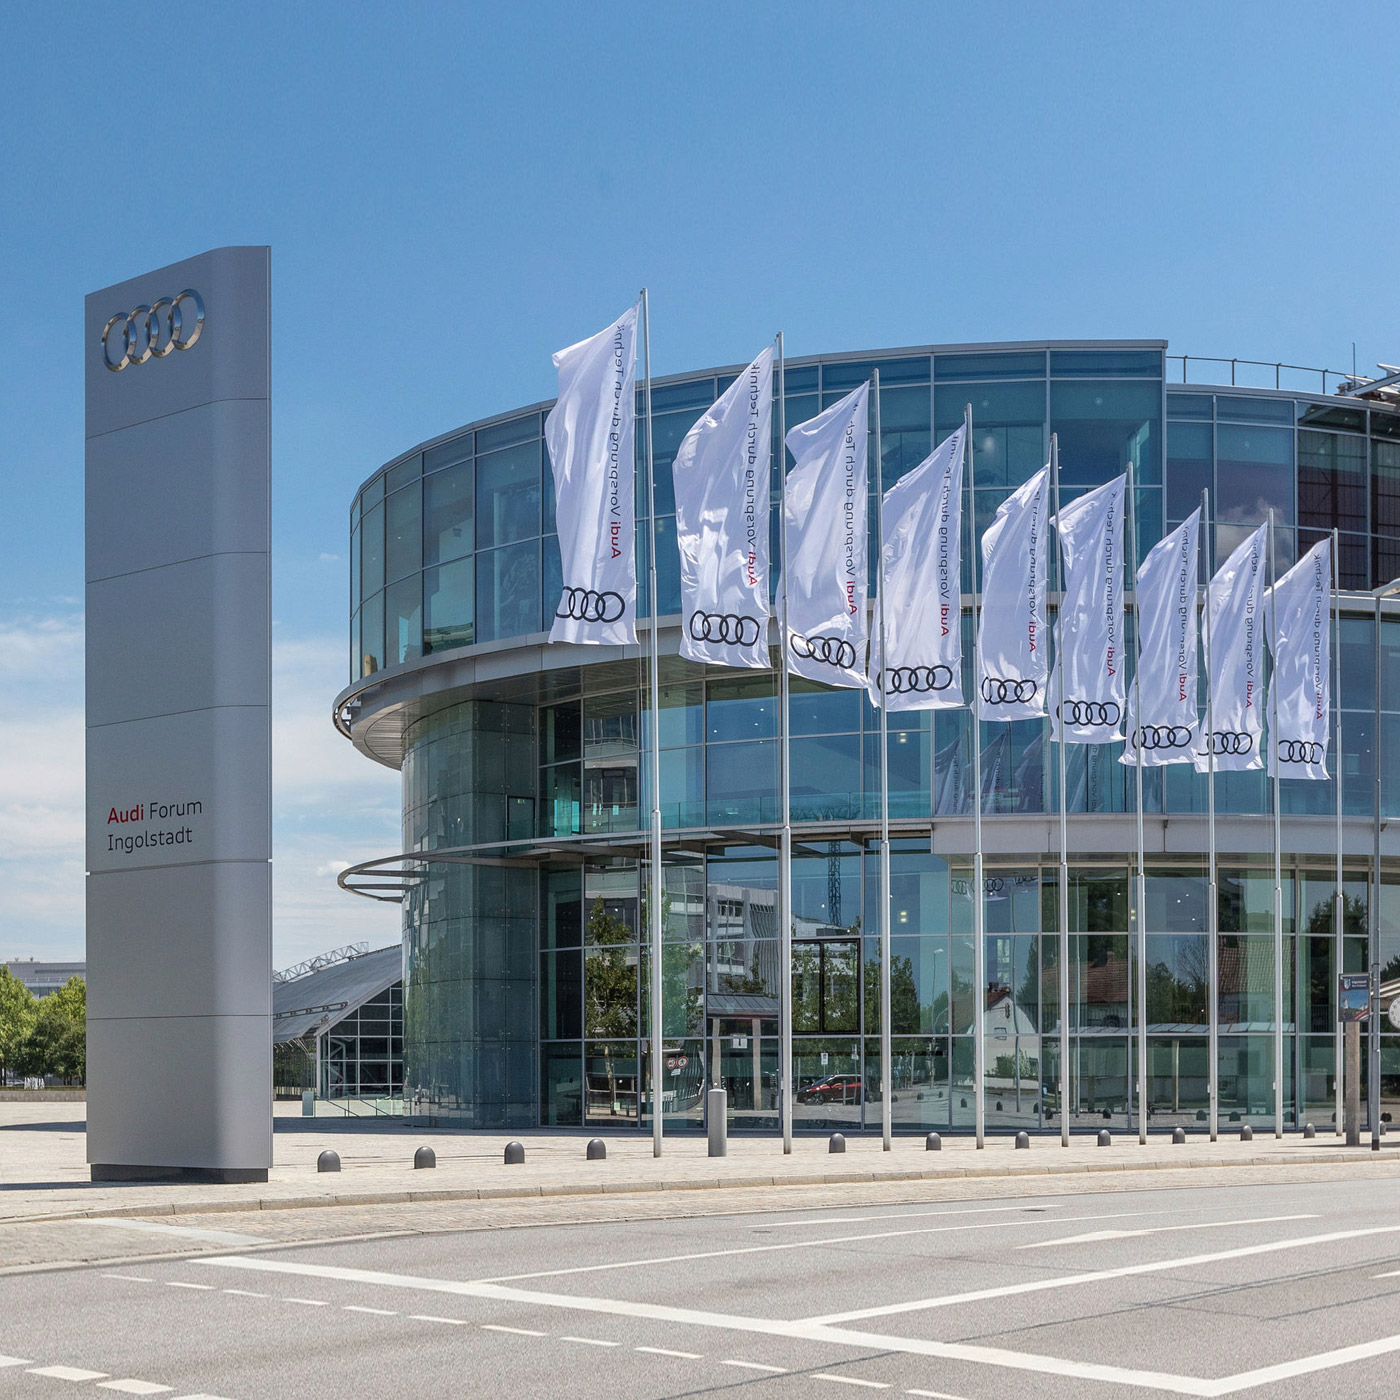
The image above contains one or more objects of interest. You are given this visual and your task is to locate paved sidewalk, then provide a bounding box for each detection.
[2,1101,1395,1225]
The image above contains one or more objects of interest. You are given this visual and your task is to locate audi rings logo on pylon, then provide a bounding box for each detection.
[1207,730,1254,756]
[791,633,857,669]
[100,290,205,372]
[689,612,761,647]
[1058,699,1121,728]
[880,664,954,695]
[1135,724,1193,750]
[556,586,625,623]
[981,677,1037,705]
[1279,739,1324,765]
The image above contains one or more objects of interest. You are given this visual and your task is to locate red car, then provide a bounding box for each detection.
[798,1074,863,1105]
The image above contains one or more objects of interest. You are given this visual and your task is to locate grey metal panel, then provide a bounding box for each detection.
[87,862,270,1019]
[272,946,402,1020]
[86,398,271,581]
[86,551,270,726]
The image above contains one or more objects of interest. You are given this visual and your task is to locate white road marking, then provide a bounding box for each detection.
[168,1394,236,1399]
[408,1315,468,1325]
[806,1223,1400,1325]
[196,1244,1400,1396]
[815,1377,889,1389]
[222,1290,268,1298]
[101,1275,152,1284]
[478,1209,1163,1283]
[98,1382,173,1395]
[481,1325,545,1336]
[723,1359,787,1372]
[635,1346,702,1359]
[28,1367,110,1382]
[1018,1215,1317,1249]
[764,1203,1066,1229]
[560,1336,618,1347]
[1373,1269,1400,1278]
[906,1391,971,1399]
[0,1358,33,1368]
[343,1305,396,1316]
[89,1219,270,1247]
[164,1283,214,1292]
[284,1298,328,1307]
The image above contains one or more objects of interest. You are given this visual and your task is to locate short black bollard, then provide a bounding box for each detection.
[413,1146,436,1170]
[504,1140,525,1165]
[1014,1131,1030,1150]
[317,1150,340,1173]
[586,1138,607,1161]
[925,1132,942,1151]
[1097,1129,1111,1147]
[1240,1125,1253,1142]
[1172,1127,1186,1144]
[1303,1123,1316,1139]
[829,1133,846,1154]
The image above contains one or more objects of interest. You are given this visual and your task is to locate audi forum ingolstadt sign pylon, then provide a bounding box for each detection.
[85,248,272,1182]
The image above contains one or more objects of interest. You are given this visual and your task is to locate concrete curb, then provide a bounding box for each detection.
[12,1145,1397,1226]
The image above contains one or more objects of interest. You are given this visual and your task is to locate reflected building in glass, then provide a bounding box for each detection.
[334,341,1400,1136]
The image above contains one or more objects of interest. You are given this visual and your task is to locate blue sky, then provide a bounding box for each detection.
[1,3,1397,962]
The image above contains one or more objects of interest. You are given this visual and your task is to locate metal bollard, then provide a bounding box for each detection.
[706,1088,727,1158]
[1014,1132,1030,1149]
[301,1089,315,1118]
[925,1132,942,1151]
[586,1138,607,1161]
[1172,1127,1186,1144]
[1097,1130,1111,1147]
[829,1133,846,1154]
[317,1150,340,1173]
[1240,1125,1253,1142]
[1303,1123,1316,1139]
[413,1146,436,1170]
[504,1140,525,1165]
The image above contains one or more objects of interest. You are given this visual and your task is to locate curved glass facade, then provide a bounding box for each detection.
[340,341,1400,1133]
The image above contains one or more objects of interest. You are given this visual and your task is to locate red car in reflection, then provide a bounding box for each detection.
[798,1074,863,1104]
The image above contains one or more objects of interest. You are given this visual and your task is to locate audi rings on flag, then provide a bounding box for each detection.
[1048,474,1126,744]
[1193,523,1266,774]
[977,464,1050,722]
[1265,536,1331,781]
[782,382,870,690]
[1122,510,1201,767]
[545,303,639,647]
[673,346,774,669]
[870,425,965,711]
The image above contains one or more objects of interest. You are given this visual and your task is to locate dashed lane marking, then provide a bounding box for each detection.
[815,1377,889,1389]
[481,1325,545,1337]
[906,1391,972,1399]
[408,1315,468,1325]
[100,1276,152,1284]
[283,1298,328,1307]
[97,1382,173,1395]
[560,1336,619,1347]
[1019,1215,1317,1250]
[221,1290,267,1299]
[0,1358,32,1369]
[27,1367,110,1382]
[342,1306,396,1316]
[164,1283,214,1292]
[635,1347,702,1359]
[722,1359,787,1373]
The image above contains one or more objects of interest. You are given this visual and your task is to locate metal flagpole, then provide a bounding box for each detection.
[967,405,986,1149]
[1332,529,1344,1137]
[873,371,893,1151]
[777,333,793,1155]
[1204,490,1219,1142]
[1372,588,1384,1151]
[1050,434,1070,1148]
[641,287,664,1158]
[1128,462,1147,1143]
[1268,510,1284,1138]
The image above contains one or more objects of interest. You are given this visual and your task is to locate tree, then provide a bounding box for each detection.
[0,969,36,1085]
[17,977,86,1084]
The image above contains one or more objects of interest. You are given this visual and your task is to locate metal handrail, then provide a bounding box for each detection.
[1169,354,1354,394]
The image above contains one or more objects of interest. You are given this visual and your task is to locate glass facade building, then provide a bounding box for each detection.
[335,340,1400,1134]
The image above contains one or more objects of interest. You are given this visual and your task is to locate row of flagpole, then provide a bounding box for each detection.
[545,299,1348,1154]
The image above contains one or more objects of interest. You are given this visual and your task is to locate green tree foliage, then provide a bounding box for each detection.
[0,969,36,1084]
[15,977,86,1084]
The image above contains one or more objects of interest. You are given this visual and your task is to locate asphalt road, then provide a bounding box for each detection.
[5,1175,1400,1399]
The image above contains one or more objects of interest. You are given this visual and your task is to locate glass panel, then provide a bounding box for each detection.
[423,557,473,655]
[424,432,472,473]
[361,500,384,598]
[936,381,1045,491]
[540,949,582,1040]
[1297,402,1366,432]
[475,540,540,643]
[424,461,473,566]
[384,483,422,584]
[651,377,715,412]
[825,356,929,390]
[1166,392,1213,420]
[476,440,541,548]
[477,412,539,453]
[935,351,1045,381]
[1215,424,1293,559]
[1216,395,1293,423]
[358,591,383,677]
[707,673,777,742]
[1298,430,1366,534]
[705,740,778,825]
[386,454,420,492]
[542,866,583,948]
[1051,349,1161,378]
[385,576,421,666]
[1166,420,1212,523]
[791,733,862,821]
[1051,381,1160,488]
[541,1044,583,1126]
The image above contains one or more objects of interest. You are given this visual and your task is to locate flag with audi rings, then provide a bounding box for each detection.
[672,345,774,670]
[1048,474,1126,744]
[870,424,966,711]
[1193,522,1267,774]
[544,302,639,647]
[1122,510,1201,767]
[977,465,1051,722]
[1265,536,1331,781]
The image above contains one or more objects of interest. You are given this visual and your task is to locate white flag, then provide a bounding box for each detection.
[1266,537,1331,780]
[544,303,638,646]
[1123,511,1200,767]
[672,346,773,670]
[871,425,965,711]
[977,465,1051,722]
[782,383,870,690]
[1049,474,1126,744]
[1194,522,1267,773]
